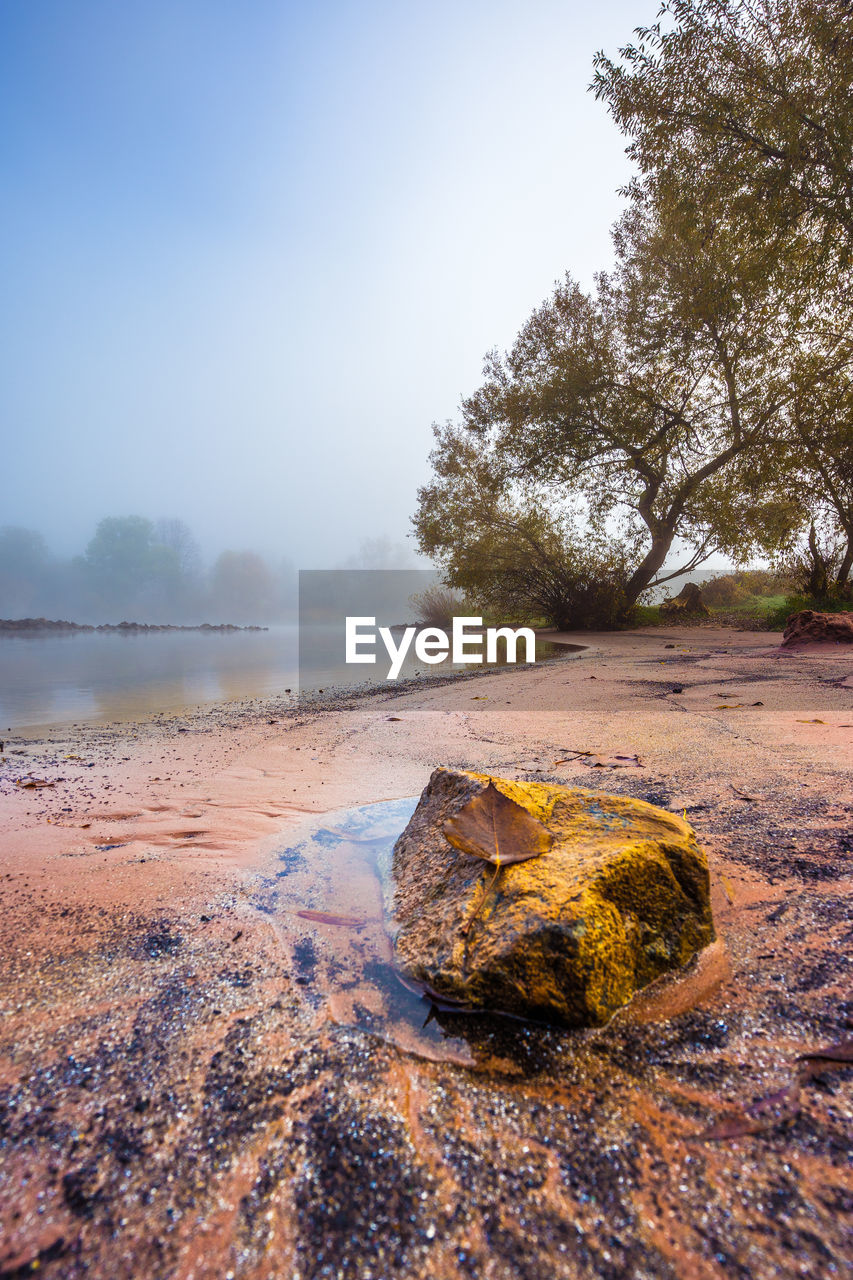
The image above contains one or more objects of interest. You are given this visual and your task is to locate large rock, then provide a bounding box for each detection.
[391,768,715,1027]
[781,609,853,647]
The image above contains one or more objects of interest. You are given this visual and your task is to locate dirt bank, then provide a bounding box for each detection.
[1,626,851,1279]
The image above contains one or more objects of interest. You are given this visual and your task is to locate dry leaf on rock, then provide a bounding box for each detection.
[443,781,553,867]
[444,781,553,939]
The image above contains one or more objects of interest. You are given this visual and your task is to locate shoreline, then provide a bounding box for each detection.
[1,623,851,1279]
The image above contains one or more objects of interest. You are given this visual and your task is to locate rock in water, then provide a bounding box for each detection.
[391,768,715,1027]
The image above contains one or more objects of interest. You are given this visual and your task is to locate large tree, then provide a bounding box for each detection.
[593,0,853,266]
[416,199,833,608]
[592,0,853,595]
[81,516,185,618]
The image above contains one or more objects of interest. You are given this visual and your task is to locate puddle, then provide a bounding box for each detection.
[264,798,728,1073]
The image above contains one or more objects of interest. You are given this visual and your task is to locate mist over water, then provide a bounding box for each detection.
[0,519,430,625]
[0,3,643,576]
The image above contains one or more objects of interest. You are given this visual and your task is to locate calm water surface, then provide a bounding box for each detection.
[0,625,300,730]
[0,626,575,730]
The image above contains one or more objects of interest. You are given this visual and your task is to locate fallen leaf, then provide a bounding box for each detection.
[697,1081,801,1141]
[16,778,55,789]
[766,900,789,922]
[797,1036,853,1066]
[445,781,554,939]
[796,719,826,724]
[695,1036,853,1142]
[387,716,403,721]
[729,783,759,801]
[590,753,643,769]
[716,704,745,710]
[444,781,553,868]
[398,974,473,1013]
[296,909,367,928]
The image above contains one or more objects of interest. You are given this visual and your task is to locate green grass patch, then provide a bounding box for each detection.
[631,604,663,627]
[763,594,852,630]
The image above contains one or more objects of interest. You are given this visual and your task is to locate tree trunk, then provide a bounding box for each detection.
[835,535,853,593]
[625,530,676,605]
[806,523,831,597]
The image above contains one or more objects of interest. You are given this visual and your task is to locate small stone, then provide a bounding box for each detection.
[391,768,715,1027]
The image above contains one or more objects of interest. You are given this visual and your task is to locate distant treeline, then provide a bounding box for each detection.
[0,517,296,625]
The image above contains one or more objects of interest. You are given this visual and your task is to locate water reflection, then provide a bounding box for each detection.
[0,626,579,729]
[0,626,299,728]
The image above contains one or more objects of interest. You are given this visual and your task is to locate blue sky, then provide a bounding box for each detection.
[1,1,645,566]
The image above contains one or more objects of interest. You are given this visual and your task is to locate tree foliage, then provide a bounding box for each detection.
[82,516,181,612]
[0,526,54,616]
[593,0,853,266]
[414,439,633,628]
[415,191,832,608]
[415,0,853,611]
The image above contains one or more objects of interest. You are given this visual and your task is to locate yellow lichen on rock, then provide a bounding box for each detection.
[391,767,715,1027]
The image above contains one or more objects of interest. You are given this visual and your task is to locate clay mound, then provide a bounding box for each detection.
[781,609,853,647]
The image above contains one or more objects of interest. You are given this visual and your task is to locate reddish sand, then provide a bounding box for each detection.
[0,625,851,1279]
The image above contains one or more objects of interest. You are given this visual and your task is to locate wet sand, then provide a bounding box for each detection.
[1,625,851,1279]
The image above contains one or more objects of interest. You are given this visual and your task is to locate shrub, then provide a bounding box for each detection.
[409,585,470,629]
[464,538,635,632]
[701,575,749,606]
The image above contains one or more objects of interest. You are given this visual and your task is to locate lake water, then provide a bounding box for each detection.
[0,625,301,730]
[0,625,573,731]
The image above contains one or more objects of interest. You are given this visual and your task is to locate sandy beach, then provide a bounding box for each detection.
[1,624,851,1279]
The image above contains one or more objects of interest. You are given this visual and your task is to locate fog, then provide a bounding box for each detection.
[0,0,640,583]
[0,518,439,623]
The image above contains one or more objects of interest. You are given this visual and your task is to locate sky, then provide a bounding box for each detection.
[0,0,648,568]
